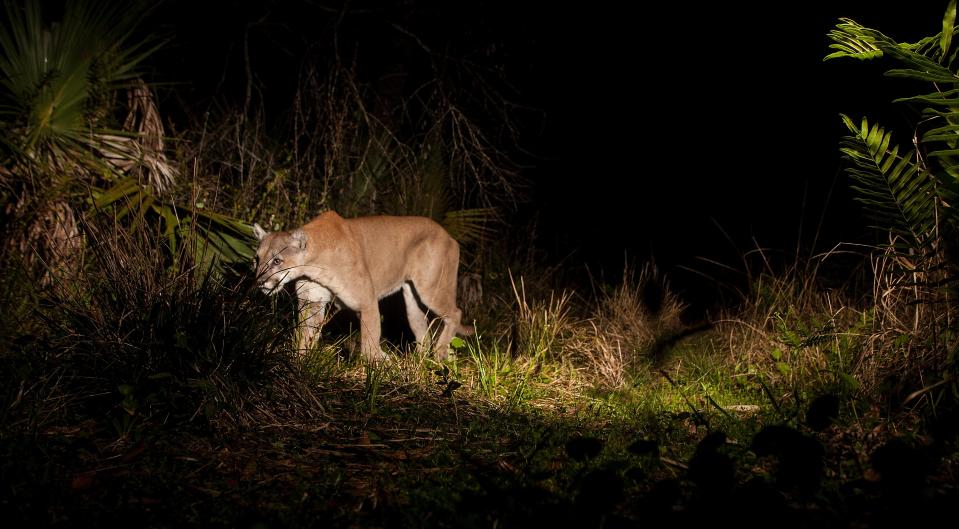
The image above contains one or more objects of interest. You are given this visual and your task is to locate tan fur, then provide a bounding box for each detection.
[253,211,472,362]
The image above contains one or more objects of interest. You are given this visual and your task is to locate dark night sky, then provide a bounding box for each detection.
[154,0,947,297]
[518,2,944,275]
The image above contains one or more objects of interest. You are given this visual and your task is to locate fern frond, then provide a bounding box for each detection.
[826,16,959,73]
[919,113,959,154]
[894,88,959,107]
[942,0,957,59]
[839,115,939,254]
[825,19,884,61]
[885,68,958,84]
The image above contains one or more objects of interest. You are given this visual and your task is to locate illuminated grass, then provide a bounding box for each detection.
[1,233,955,527]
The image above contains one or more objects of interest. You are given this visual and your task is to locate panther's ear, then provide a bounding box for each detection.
[252,223,268,241]
[291,229,307,250]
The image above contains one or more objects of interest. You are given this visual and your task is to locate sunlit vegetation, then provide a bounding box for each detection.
[1,1,958,527]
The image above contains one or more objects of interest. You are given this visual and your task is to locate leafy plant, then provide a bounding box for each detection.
[0,0,159,168]
[837,116,939,255]
[827,1,959,400]
[0,0,256,276]
[91,176,255,269]
[827,4,958,260]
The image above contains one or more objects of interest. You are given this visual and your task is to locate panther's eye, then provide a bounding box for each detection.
[271,257,282,266]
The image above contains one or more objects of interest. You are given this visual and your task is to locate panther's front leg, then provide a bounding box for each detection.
[357,303,387,363]
[294,280,334,354]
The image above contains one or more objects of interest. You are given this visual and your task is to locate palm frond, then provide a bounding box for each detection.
[92,177,256,271]
[441,208,496,245]
[0,0,158,166]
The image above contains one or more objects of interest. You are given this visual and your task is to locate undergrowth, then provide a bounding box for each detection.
[2,3,958,525]
[2,222,957,527]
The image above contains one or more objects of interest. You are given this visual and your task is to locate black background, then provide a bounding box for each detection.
[151,0,948,300]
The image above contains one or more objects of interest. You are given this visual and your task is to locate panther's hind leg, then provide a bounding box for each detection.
[402,282,431,354]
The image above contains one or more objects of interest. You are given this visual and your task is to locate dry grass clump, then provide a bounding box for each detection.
[711,245,956,404]
[573,323,631,388]
[594,264,686,347]
[716,276,848,388]
[503,264,687,388]
[506,271,576,363]
[859,244,956,402]
[706,248,865,393]
[561,264,684,388]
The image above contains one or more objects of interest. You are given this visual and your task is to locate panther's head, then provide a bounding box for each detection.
[252,223,308,295]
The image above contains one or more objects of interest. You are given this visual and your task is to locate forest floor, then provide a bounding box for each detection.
[4,327,958,529]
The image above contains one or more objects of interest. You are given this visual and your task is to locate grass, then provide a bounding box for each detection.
[1,59,955,526]
[3,4,958,525]
[2,225,957,528]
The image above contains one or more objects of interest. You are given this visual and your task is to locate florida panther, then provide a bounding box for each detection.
[253,211,472,362]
